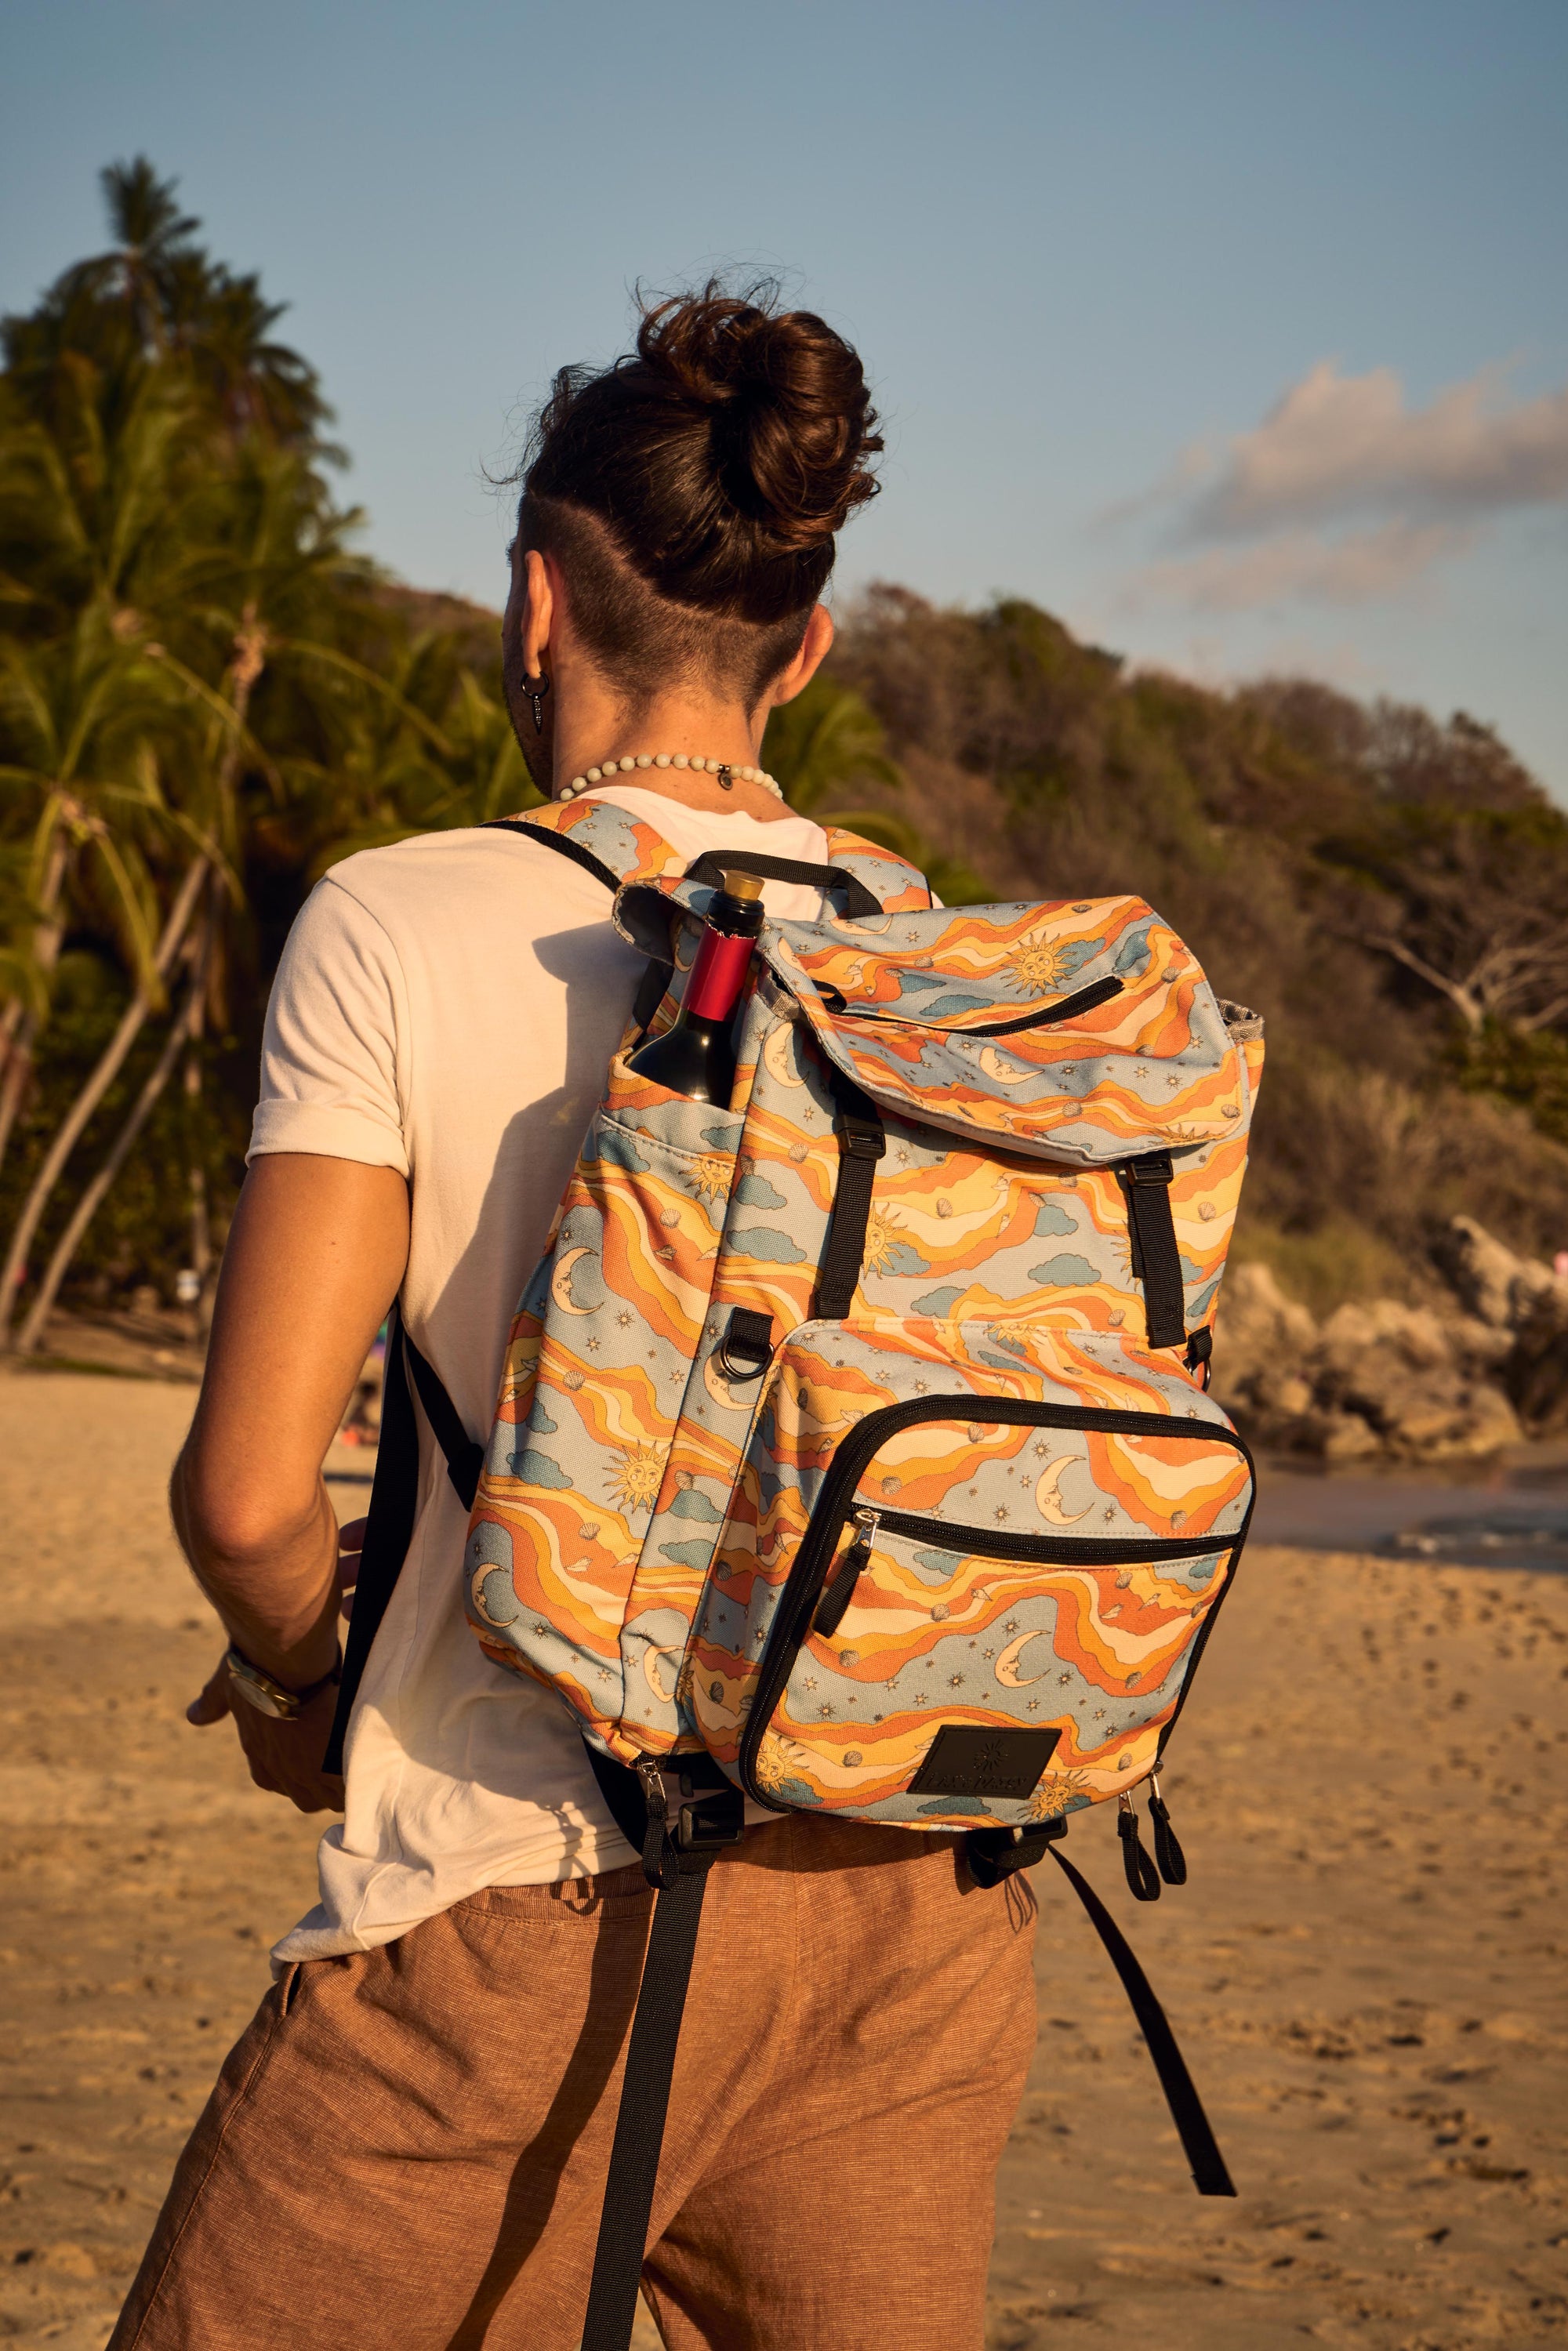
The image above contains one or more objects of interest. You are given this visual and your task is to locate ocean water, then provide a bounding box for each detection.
[1252,1448,1568,1570]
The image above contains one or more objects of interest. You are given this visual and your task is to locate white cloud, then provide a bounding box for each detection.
[1123,520,1474,614]
[1189,359,1568,536]
[1114,356,1568,614]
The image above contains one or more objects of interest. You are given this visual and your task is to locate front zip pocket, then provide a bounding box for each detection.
[717,1377,1254,1830]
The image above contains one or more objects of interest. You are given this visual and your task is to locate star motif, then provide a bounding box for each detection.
[586,1337,601,1352]
[949,1674,965,1688]
[994,1506,1010,1522]
[1004,1620,1019,1634]
[1026,1698,1041,1714]
[617,1310,634,1329]
[801,1675,818,1693]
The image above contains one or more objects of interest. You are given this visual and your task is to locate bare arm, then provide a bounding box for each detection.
[175,1152,409,1809]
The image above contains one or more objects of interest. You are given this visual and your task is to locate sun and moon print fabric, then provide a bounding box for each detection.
[463,796,1262,1832]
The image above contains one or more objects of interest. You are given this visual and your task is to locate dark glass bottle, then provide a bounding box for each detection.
[627,871,764,1107]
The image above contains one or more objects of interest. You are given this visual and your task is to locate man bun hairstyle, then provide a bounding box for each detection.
[521,280,882,710]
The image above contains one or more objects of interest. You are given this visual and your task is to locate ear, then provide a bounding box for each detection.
[521,548,554,677]
[765,604,835,711]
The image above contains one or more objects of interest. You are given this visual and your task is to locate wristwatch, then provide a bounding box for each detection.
[224,1645,342,1722]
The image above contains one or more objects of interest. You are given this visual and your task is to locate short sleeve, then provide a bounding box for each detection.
[247,876,411,1174]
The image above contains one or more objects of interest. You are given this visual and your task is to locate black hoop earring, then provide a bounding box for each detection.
[521,670,550,737]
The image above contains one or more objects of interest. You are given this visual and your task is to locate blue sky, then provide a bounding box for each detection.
[5,0,1566,789]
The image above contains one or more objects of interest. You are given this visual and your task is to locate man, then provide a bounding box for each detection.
[111,313,1038,2350]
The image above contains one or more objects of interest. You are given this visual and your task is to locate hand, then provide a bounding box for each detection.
[187,1659,346,1814]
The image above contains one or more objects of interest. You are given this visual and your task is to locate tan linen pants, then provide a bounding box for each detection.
[111,1816,1039,2351]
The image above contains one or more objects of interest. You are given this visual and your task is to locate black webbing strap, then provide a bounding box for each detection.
[1047,1845,1235,2196]
[1118,1151,1188,1349]
[321,1313,479,1776]
[401,1332,483,1509]
[484,816,622,893]
[322,1309,415,1776]
[815,1072,886,1319]
[682,849,889,917]
[579,1850,719,2351]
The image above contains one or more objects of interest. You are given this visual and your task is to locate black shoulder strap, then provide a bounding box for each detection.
[321,1312,479,1776]
[485,816,622,892]
[682,849,886,918]
[967,1823,1235,2197]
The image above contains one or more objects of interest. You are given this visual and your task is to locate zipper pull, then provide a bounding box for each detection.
[1147,1769,1187,1886]
[635,1755,668,1826]
[633,1754,677,1891]
[811,1508,880,1639]
[1118,1790,1162,1902]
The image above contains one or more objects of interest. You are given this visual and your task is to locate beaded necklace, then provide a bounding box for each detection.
[558,751,782,804]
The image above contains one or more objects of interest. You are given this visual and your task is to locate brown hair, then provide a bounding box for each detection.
[520,281,882,710]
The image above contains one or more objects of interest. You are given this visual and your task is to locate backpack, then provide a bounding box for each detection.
[327,799,1263,2351]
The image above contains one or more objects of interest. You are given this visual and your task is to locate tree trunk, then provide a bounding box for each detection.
[0,855,209,1343]
[0,832,71,1178]
[16,941,210,1355]
[0,611,266,1341]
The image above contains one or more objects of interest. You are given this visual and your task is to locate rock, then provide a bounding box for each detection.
[1316,1411,1385,1462]
[1434,1215,1555,1330]
[1434,1216,1568,1431]
[1211,1245,1530,1464]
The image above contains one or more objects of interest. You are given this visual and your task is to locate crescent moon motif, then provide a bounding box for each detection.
[702,1352,745,1413]
[976,1043,1034,1087]
[761,1021,808,1089]
[643,1645,679,1703]
[1036,1453,1091,1525]
[994,1631,1054,1688]
[549,1245,597,1317]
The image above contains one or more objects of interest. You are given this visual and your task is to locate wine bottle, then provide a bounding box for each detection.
[627,871,764,1106]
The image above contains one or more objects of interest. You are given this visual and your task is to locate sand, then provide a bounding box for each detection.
[2,1368,1564,2351]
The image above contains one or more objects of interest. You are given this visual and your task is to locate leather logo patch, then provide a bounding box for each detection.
[906,1724,1061,1799]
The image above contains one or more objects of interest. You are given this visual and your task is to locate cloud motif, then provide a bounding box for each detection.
[731,1226,806,1264]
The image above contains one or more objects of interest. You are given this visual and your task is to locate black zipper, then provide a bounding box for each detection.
[736,1394,1254,1801]
[814,973,1124,1037]
[844,1509,1240,1569]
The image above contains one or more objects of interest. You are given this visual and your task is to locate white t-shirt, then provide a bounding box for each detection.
[258,787,837,1965]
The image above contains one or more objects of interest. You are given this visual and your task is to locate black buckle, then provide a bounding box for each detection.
[834,1110,886,1162]
[1123,1150,1174,1188]
[965,1814,1068,1888]
[677,1783,746,1851]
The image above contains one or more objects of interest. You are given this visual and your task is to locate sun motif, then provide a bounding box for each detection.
[1010,931,1076,998]
[606,1442,663,1515]
[691,1154,731,1206]
[859,1205,908,1276]
[1024,1770,1089,1821]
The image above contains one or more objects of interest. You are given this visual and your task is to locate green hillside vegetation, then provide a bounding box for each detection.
[2,162,1566,1348]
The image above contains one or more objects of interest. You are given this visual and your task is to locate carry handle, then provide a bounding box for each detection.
[682,851,889,918]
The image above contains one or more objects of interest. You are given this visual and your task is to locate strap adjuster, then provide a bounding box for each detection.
[677,1784,746,1851]
[834,1111,887,1162]
[1123,1150,1174,1188]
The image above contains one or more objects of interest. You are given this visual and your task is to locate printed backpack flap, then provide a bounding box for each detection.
[612,880,1257,1167]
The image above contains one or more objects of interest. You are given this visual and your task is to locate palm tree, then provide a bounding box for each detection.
[0,609,175,1175]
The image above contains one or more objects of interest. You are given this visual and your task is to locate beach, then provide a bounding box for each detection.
[1,1370,1563,2350]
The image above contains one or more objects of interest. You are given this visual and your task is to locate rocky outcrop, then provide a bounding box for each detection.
[1211,1218,1568,1461]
